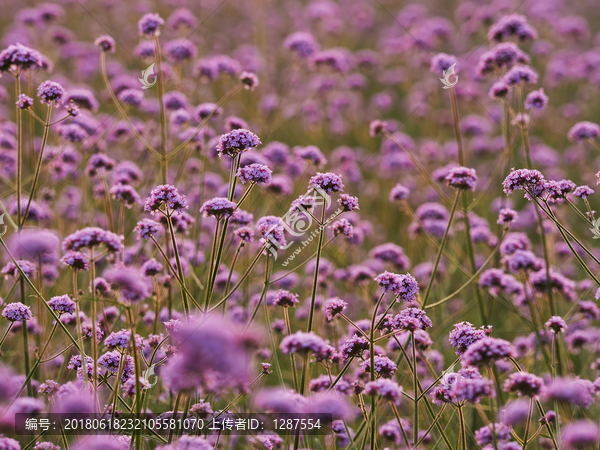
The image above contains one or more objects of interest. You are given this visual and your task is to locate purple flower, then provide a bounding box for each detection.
[502,168,545,196]
[57,124,88,142]
[449,322,492,355]
[573,185,594,199]
[273,290,299,307]
[64,89,99,111]
[38,380,60,398]
[284,32,319,58]
[363,379,403,405]
[369,120,387,137]
[324,297,347,321]
[489,81,512,100]
[340,334,370,360]
[2,302,33,321]
[0,437,20,450]
[462,337,515,366]
[280,331,328,355]
[16,94,33,109]
[103,266,151,302]
[141,259,163,277]
[63,227,123,253]
[497,208,518,225]
[475,423,512,445]
[544,377,595,408]
[195,102,223,120]
[395,308,432,331]
[430,53,457,75]
[2,260,37,279]
[200,197,237,219]
[240,71,259,90]
[134,218,162,240]
[389,183,410,201]
[60,251,89,271]
[48,295,75,315]
[578,301,600,321]
[338,194,359,211]
[545,316,567,333]
[360,355,397,378]
[118,89,144,107]
[144,185,188,214]
[139,13,164,37]
[489,14,537,43]
[94,35,115,53]
[504,371,544,396]
[507,250,541,273]
[311,48,352,73]
[562,420,600,449]
[524,88,549,110]
[236,163,272,185]
[454,376,495,403]
[0,43,42,72]
[568,121,600,142]
[445,166,477,191]
[331,219,353,237]
[234,226,254,244]
[503,65,539,86]
[217,129,261,157]
[85,153,115,178]
[308,172,344,194]
[37,81,66,105]
[295,145,327,167]
[374,271,419,301]
[110,184,141,208]
[104,329,142,350]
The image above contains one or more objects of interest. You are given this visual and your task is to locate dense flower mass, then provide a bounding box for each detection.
[0,3,599,449]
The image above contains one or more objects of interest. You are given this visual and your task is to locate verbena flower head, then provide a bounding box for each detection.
[2,260,37,279]
[217,129,261,157]
[280,331,328,355]
[331,219,353,237]
[200,197,237,220]
[489,81,512,100]
[324,297,347,321]
[449,322,492,355]
[369,119,387,137]
[236,163,272,185]
[568,121,600,142]
[340,334,370,360]
[363,379,402,405]
[273,289,299,307]
[141,258,163,277]
[389,183,410,201]
[234,226,254,244]
[62,227,123,253]
[338,194,359,211]
[308,172,344,194]
[48,295,76,315]
[503,65,539,86]
[561,420,600,449]
[503,371,544,396]
[0,43,42,72]
[360,356,397,378]
[110,184,141,208]
[295,145,327,167]
[524,88,548,110]
[37,80,66,105]
[284,31,319,58]
[475,423,512,446]
[573,185,594,199]
[57,124,88,142]
[2,302,33,321]
[445,166,477,190]
[134,218,162,240]
[502,168,545,197]
[497,208,518,225]
[544,377,595,408]
[94,35,115,53]
[463,337,515,366]
[144,185,188,214]
[60,251,89,271]
[489,14,537,43]
[395,308,432,331]
[138,13,164,37]
[545,315,567,333]
[16,94,33,109]
[454,376,495,403]
[240,71,259,90]
[430,52,456,75]
[374,271,419,301]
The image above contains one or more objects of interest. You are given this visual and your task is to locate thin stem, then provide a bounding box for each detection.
[90,247,99,410]
[166,213,190,316]
[22,104,52,227]
[307,201,327,332]
[422,191,462,307]
[22,316,32,396]
[412,332,418,447]
[449,86,464,165]
[15,75,22,229]
[152,35,168,184]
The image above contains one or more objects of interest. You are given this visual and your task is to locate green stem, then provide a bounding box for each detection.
[152,35,168,184]
[307,201,327,332]
[166,213,189,316]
